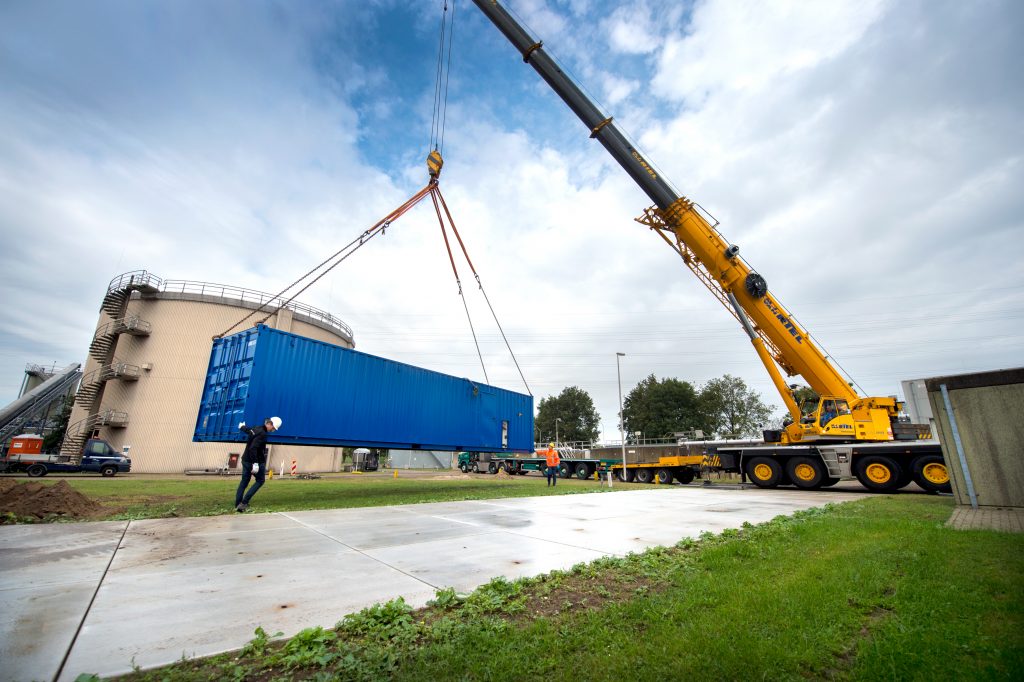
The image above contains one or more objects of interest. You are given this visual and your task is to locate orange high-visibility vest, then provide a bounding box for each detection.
[545,448,560,467]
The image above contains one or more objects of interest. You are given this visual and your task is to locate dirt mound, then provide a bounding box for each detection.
[0,480,103,521]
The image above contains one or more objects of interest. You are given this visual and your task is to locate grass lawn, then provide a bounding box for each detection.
[4,471,624,522]
[111,495,1023,681]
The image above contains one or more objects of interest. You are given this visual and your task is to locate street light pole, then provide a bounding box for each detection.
[616,352,627,482]
[555,417,561,446]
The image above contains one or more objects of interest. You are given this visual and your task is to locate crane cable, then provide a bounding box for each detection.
[429,188,489,385]
[429,184,533,396]
[429,0,456,155]
[214,183,435,340]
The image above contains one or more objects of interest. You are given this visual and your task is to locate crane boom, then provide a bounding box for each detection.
[472,0,902,443]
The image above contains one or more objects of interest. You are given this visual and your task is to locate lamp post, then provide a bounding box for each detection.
[616,352,627,481]
[555,417,561,446]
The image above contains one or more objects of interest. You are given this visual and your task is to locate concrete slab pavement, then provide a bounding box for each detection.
[0,486,863,682]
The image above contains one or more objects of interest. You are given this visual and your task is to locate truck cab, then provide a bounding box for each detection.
[79,438,132,476]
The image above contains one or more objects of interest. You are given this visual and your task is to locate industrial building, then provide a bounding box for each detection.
[62,270,356,473]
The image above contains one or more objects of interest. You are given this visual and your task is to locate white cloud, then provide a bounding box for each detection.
[1,0,1021,443]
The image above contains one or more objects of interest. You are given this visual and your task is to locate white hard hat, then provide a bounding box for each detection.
[268,416,282,430]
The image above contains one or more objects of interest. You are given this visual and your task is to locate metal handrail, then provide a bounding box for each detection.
[93,316,153,340]
[104,270,354,340]
[107,270,163,294]
[161,279,353,338]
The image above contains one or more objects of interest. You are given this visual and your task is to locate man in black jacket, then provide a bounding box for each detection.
[235,416,281,512]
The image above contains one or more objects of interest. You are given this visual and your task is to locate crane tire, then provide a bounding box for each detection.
[459,462,469,473]
[676,468,696,485]
[633,468,654,484]
[786,456,826,489]
[615,469,635,483]
[656,468,673,485]
[27,464,47,478]
[911,455,952,494]
[821,477,841,487]
[487,462,498,474]
[855,456,903,493]
[745,457,783,488]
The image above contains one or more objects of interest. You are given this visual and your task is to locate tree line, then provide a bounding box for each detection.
[535,374,775,444]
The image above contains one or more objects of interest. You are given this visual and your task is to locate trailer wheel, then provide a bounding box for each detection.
[100,465,118,478]
[27,464,47,478]
[745,457,783,488]
[487,462,498,475]
[459,462,469,473]
[911,455,951,494]
[615,469,635,483]
[656,468,673,485]
[786,457,825,490]
[676,468,695,485]
[855,456,903,493]
[634,468,654,484]
[471,463,480,474]
[558,462,572,478]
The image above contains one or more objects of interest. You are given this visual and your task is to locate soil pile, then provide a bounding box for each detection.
[0,479,103,521]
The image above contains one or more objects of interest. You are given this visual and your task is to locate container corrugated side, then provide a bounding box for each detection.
[193,325,533,452]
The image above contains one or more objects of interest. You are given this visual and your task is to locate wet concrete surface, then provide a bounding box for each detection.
[0,485,865,682]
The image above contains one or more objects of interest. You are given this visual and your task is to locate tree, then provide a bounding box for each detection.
[621,374,703,441]
[42,394,75,453]
[699,374,775,438]
[535,386,600,444]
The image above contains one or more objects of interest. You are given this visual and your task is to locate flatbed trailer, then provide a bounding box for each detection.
[458,445,707,485]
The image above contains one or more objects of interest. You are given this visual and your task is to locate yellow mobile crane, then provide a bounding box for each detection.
[471,0,949,493]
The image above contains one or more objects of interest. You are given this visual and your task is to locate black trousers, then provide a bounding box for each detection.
[235,461,266,506]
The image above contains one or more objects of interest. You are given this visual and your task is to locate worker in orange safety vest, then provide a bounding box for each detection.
[545,442,560,487]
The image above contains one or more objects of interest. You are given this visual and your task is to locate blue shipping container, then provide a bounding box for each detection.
[193,325,534,452]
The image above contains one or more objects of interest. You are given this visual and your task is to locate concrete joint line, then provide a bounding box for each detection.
[54,521,132,682]
[278,513,443,591]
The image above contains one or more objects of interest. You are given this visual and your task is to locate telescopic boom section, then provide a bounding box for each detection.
[472,0,863,414]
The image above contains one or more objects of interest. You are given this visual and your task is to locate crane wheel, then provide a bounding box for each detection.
[676,468,696,485]
[855,456,903,493]
[27,464,48,478]
[745,457,783,488]
[786,457,826,490]
[821,477,841,487]
[656,468,673,485]
[912,456,952,494]
[634,468,654,484]
[459,462,469,473]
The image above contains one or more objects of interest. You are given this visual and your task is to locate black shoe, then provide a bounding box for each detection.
[235,503,248,513]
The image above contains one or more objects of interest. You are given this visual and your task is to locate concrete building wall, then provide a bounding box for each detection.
[68,286,355,474]
[925,368,1024,508]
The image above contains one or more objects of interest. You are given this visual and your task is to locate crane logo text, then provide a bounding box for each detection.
[763,297,804,343]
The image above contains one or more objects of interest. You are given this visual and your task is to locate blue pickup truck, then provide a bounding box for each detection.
[0,436,132,477]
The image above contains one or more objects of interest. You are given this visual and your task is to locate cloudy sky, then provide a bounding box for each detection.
[2,0,1021,440]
